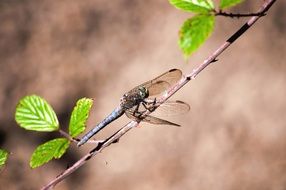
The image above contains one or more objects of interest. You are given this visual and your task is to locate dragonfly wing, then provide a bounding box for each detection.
[125,110,180,127]
[154,100,190,116]
[146,81,170,96]
[128,69,183,97]
[145,69,182,96]
[142,115,180,127]
[148,69,183,87]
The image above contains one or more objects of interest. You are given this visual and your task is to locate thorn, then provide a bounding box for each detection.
[212,59,219,63]
[261,13,267,17]
[66,164,71,169]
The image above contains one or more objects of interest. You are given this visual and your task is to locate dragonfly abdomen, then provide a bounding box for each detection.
[77,106,124,146]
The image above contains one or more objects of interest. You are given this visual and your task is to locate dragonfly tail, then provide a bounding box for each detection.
[77,106,124,146]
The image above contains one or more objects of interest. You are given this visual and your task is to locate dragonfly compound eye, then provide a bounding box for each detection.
[139,87,149,98]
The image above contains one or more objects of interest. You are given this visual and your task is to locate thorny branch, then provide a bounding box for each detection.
[41,0,277,189]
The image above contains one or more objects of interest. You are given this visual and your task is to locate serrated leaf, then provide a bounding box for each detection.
[30,138,70,168]
[179,14,215,57]
[169,0,214,13]
[0,149,8,167]
[219,0,244,9]
[15,95,59,132]
[69,98,93,137]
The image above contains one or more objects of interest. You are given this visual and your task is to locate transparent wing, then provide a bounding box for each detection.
[142,115,180,127]
[125,110,180,127]
[154,100,190,116]
[128,69,183,97]
[124,99,189,119]
[146,81,170,96]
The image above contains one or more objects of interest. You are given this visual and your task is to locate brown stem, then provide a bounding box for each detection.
[214,10,266,18]
[41,0,277,189]
[41,123,134,190]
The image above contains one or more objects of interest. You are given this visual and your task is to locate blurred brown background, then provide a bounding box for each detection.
[0,0,285,189]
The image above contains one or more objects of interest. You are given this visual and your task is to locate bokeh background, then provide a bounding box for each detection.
[0,0,285,189]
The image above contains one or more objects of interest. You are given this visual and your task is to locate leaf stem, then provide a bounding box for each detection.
[58,129,77,143]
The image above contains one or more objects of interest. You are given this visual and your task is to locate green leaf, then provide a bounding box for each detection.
[169,0,214,13]
[179,14,215,57]
[69,98,93,137]
[15,95,59,132]
[30,138,70,168]
[219,0,244,9]
[0,149,8,167]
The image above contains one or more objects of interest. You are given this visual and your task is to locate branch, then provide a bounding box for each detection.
[41,0,276,189]
[214,10,266,18]
[41,122,135,190]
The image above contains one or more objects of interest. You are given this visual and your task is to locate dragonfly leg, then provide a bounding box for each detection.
[130,102,147,119]
[143,98,157,105]
[132,104,140,116]
[142,98,157,112]
[142,102,150,111]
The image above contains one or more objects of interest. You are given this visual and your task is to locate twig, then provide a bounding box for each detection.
[41,0,276,189]
[41,123,135,190]
[214,10,266,18]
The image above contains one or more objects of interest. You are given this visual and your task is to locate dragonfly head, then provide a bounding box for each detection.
[138,86,149,99]
[120,86,149,109]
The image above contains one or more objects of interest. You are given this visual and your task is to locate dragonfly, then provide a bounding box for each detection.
[77,69,190,146]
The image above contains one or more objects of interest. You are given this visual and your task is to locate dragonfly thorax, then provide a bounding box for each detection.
[120,86,149,109]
